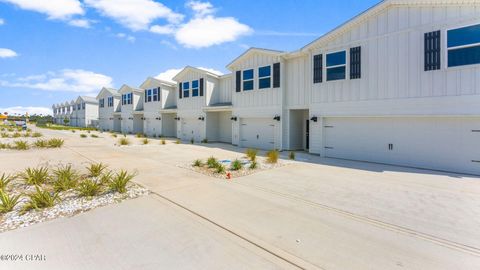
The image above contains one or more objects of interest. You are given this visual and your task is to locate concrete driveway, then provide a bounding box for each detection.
[0,127,479,269]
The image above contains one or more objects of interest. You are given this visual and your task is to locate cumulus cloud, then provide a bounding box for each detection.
[1,0,84,19]
[155,66,223,83]
[84,0,183,31]
[0,48,18,58]
[116,33,135,43]
[68,19,91,28]
[150,1,251,49]
[0,18,4,25]
[0,69,113,93]
[0,106,52,116]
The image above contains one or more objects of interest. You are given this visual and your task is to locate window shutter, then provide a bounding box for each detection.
[235,71,241,92]
[313,54,323,83]
[273,63,280,88]
[200,78,204,96]
[144,90,147,103]
[424,30,441,71]
[350,46,361,79]
[179,83,182,99]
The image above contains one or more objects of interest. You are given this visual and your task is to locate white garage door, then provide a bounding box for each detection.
[240,118,275,150]
[324,117,480,175]
[181,118,202,142]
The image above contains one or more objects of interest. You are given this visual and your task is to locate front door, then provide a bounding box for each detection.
[306,119,310,150]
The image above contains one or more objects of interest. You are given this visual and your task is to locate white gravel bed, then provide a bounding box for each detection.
[0,184,150,233]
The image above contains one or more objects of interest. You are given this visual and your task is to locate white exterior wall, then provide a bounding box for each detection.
[306,5,480,155]
[98,95,119,131]
[218,75,233,104]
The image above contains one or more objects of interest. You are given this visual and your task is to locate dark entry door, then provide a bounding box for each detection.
[306,120,310,149]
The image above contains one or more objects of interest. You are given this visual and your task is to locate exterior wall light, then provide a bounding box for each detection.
[310,116,318,122]
[198,116,205,121]
[273,115,281,121]
[230,116,238,121]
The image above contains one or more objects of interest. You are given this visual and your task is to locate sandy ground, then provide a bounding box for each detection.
[0,126,479,270]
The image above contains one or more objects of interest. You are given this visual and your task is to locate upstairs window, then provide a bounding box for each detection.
[153,88,159,101]
[127,93,132,105]
[243,69,254,91]
[183,82,190,98]
[192,80,199,97]
[258,66,271,89]
[99,98,104,108]
[108,97,113,107]
[447,24,480,67]
[82,102,85,109]
[326,51,346,81]
[77,104,81,110]
[145,89,152,102]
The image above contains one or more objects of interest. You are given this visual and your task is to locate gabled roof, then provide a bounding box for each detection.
[226,47,285,70]
[301,0,474,51]
[118,84,143,94]
[76,96,98,104]
[70,100,75,105]
[172,66,222,82]
[139,77,176,89]
[96,87,119,99]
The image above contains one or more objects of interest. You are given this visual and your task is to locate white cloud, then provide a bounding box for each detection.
[155,66,223,83]
[68,19,91,28]
[116,33,136,43]
[150,24,175,35]
[0,18,4,25]
[160,40,178,50]
[0,69,113,93]
[175,16,251,48]
[150,1,251,49]
[84,0,183,31]
[0,48,18,58]
[0,106,52,116]
[1,0,84,19]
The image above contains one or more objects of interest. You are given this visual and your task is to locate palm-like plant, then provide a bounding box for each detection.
[109,170,135,193]
[86,163,108,178]
[52,164,79,192]
[77,179,102,197]
[0,189,21,213]
[21,167,50,185]
[21,186,58,214]
[0,173,13,190]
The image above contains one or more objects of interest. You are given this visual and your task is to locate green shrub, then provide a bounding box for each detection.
[230,159,243,171]
[175,139,180,144]
[266,150,279,164]
[109,170,135,193]
[86,163,107,178]
[47,138,64,148]
[207,157,218,168]
[1,132,9,138]
[71,130,76,133]
[0,173,13,190]
[99,170,114,185]
[135,133,144,138]
[80,134,87,138]
[249,161,258,169]
[32,132,43,137]
[26,128,32,132]
[13,140,29,150]
[246,148,258,161]
[34,139,48,148]
[289,151,296,160]
[0,189,21,213]
[87,130,91,134]
[190,138,194,144]
[91,134,99,138]
[23,132,31,138]
[21,167,50,185]
[119,137,130,145]
[111,134,118,138]
[12,132,21,138]
[193,159,203,167]
[0,143,11,149]
[52,164,79,192]
[161,139,166,145]
[22,186,58,213]
[77,179,102,197]
[215,164,225,174]
[201,138,208,143]
[142,138,149,144]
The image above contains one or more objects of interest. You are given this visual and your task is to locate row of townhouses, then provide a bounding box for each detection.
[52,96,99,127]
[53,0,480,175]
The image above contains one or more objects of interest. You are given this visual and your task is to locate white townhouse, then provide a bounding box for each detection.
[295,0,480,175]
[52,104,59,124]
[140,77,177,137]
[96,87,121,132]
[173,66,233,143]
[73,96,99,128]
[118,85,144,134]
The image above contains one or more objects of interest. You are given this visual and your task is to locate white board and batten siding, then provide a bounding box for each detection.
[304,3,480,174]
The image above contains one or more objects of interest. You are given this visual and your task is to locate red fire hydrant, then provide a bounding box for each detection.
[226,172,231,180]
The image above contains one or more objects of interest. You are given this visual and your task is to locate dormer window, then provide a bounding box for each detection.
[183,82,190,98]
[82,102,85,109]
[153,88,159,101]
[145,89,152,103]
[99,98,105,108]
[243,69,254,91]
[258,66,271,89]
[326,51,346,81]
[192,80,199,97]
[108,97,113,107]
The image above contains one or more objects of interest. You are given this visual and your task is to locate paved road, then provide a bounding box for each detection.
[1,127,479,269]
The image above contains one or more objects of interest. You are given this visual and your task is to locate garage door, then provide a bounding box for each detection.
[181,118,202,141]
[324,117,480,175]
[240,118,275,150]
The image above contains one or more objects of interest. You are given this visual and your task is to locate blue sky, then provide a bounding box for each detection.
[0,0,379,115]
